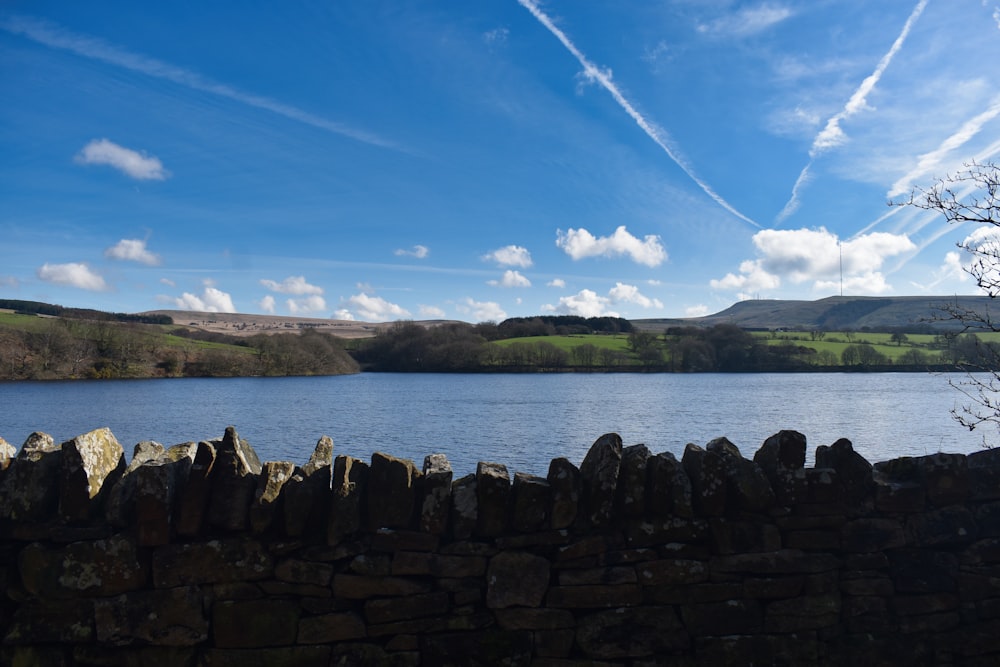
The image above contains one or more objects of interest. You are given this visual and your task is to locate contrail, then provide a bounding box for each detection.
[0,14,398,150]
[517,0,761,229]
[777,0,928,222]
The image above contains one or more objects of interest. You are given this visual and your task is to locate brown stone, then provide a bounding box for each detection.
[59,427,126,521]
[969,448,1000,501]
[19,535,145,599]
[765,593,841,632]
[815,437,874,507]
[476,461,510,537]
[841,517,906,552]
[275,558,334,586]
[754,430,807,505]
[0,432,61,521]
[367,451,417,529]
[711,549,839,575]
[907,505,978,546]
[135,442,198,546]
[577,606,688,658]
[579,433,623,528]
[873,457,926,513]
[93,585,207,646]
[420,453,452,534]
[648,451,693,518]
[103,440,165,527]
[636,559,707,586]
[494,608,576,630]
[422,631,531,666]
[333,574,432,599]
[249,460,296,534]
[547,457,580,529]
[328,455,368,544]
[207,427,262,532]
[283,435,334,539]
[201,647,332,667]
[152,538,272,587]
[449,473,477,540]
[616,443,650,518]
[681,599,763,636]
[364,591,449,624]
[487,551,550,608]
[4,599,94,644]
[512,472,549,532]
[559,566,637,586]
[707,437,775,513]
[297,612,367,643]
[174,441,216,537]
[710,519,782,555]
[682,443,727,517]
[545,584,641,608]
[213,599,299,648]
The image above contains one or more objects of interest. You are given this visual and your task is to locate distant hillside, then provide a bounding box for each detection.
[633,295,996,333]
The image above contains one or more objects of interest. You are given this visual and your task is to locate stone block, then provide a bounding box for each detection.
[968,448,1000,500]
[765,593,841,632]
[547,457,580,529]
[494,608,575,631]
[93,586,207,646]
[815,437,875,507]
[0,432,61,521]
[579,433,623,528]
[420,453,452,534]
[476,461,510,537]
[577,606,688,658]
[907,505,978,546]
[104,440,165,527]
[328,455,368,544]
[296,612,366,643]
[616,443,650,518]
[249,460,296,534]
[152,538,272,587]
[559,566,637,586]
[511,472,549,532]
[648,450,693,518]
[333,574,431,599]
[889,549,959,593]
[275,558,334,587]
[545,584,641,608]
[449,473,477,540]
[174,441,217,537]
[873,457,926,513]
[841,517,906,552]
[636,558,707,586]
[59,427,126,522]
[421,631,532,666]
[367,452,418,530]
[207,427,262,532]
[710,519,781,554]
[212,599,300,648]
[4,599,94,644]
[681,599,763,636]
[364,591,449,624]
[19,535,145,598]
[283,435,333,539]
[201,647,332,667]
[683,443,726,517]
[486,551,550,608]
[754,430,807,505]
[708,437,775,513]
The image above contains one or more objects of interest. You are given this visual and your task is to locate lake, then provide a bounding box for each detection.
[0,372,991,477]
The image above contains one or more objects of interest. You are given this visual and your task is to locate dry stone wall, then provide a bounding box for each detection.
[2,426,1000,666]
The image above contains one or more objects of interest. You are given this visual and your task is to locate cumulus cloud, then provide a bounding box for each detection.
[259,295,276,314]
[457,298,506,322]
[547,278,566,288]
[333,309,355,321]
[287,295,327,315]
[104,238,161,265]
[394,244,429,259]
[483,245,533,268]
[419,304,447,318]
[710,227,916,298]
[171,285,236,312]
[260,275,323,295]
[608,282,664,309]
[488,270,532,288]
[36,262,108,291]
[697,3,794,36]
[556,226,667,267]
[75,138,168,180]
[685,304,710,317]
[344,293,411,321]
[544,282,664,317]
[543,289,619,318]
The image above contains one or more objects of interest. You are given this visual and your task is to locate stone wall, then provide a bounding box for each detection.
[1,426,1000,666]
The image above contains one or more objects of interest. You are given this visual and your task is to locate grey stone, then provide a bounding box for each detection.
[420,453,452,534]
[579,433,623,528]
[477,461,510,537]
[547,457,580,529]
[367,451,418,529]
[0,432,61,521]
[207,427,262,532]
[486,551,550,608]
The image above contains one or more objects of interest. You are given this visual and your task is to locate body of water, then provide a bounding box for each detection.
[0,372,990,477]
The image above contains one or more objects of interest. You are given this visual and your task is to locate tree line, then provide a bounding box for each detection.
[0,318,358,380]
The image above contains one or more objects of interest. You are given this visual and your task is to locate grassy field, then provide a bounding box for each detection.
[490,333,632,352]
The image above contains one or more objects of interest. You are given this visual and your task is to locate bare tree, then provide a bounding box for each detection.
[900,161,1000,443]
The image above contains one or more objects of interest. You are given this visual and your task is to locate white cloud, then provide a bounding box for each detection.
[159,277,176,287]
[608,282,664,309]
[287,295,327,315]
[1,276,19,288]
[344,293,411,321]
[36,262,108,291]
[483,27,509,46]
[259,295,276,314]
[711,227,916,297]
[171,285,236,313]
[333,309,355,321]
[457,298,507,322]
[547,278,566,288]
[556,225,667,267]
[697,4,794,36]
[685,304,710,317]
[488,270,532,288]
[419,304,447,318]
[75,139,168,180]
[104,238,161,265]
[815,272,893,295]
[394,245,429,259]
[483,245,533,268]
[260,275,323,295]
[543,289,620,318]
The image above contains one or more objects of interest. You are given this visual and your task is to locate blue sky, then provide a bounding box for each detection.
[2,1,1000,323]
